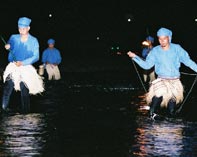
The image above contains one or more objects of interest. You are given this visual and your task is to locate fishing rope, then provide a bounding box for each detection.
[0,35,16,61]
[176,73,197,114]
[181,72,197,76]
[0,35,7,45]
[131,59,147,92]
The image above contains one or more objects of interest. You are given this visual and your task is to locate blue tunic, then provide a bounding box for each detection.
[133,43,197,78]
[7,34,39,65]
[42,48,62,65]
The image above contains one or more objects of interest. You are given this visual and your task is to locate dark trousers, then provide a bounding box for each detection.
[149,96,163,116]
[149,96,176,116]
[2,78,30,113]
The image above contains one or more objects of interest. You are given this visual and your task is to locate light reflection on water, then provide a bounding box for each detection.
[131,118,185,156]
[0,73,196,156]
[0,113,47,156]
[129,95,197,157]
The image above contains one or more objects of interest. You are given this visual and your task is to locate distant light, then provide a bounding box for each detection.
[195,18,197,22]
[125,14,134,23]
[96,36,100,40]
[49,14,52,18]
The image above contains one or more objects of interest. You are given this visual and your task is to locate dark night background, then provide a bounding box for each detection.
[0,0,197,72]
[0,1,197,157]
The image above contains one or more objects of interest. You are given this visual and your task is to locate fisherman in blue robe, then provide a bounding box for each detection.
[127,27,197,119]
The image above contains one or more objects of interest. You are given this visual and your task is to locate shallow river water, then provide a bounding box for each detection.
[0,71,196,157]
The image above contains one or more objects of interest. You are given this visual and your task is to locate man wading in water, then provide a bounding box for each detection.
[1,17,44,114]
[127,27,197,119]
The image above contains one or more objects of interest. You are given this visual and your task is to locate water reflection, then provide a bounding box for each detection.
[0,113,47,156]
[129,94,197,157]
[0,72,196,156]
[132,119,184,156]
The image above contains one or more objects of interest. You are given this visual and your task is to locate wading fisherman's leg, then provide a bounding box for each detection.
[54,66,61,80]
[143,73,147,83]
[46,65,53,80]
[149,96,163,116]
[149,71,156,83]
[167,99,176,116]
[20,82,30,113]
[2,77,14,111]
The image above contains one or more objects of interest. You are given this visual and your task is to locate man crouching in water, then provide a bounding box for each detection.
[127,27,197,119]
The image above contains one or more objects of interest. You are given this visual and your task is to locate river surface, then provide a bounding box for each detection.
[0,71,196,157]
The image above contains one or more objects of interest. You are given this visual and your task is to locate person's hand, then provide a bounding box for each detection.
[127,51,136,58]
[5,44,10,50]
[14,61,23,67]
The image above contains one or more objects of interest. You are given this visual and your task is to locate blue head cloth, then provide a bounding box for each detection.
[146,36,154,43]
[157,27,172,42]
[18,17,31,28]
[47,39,55,44]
